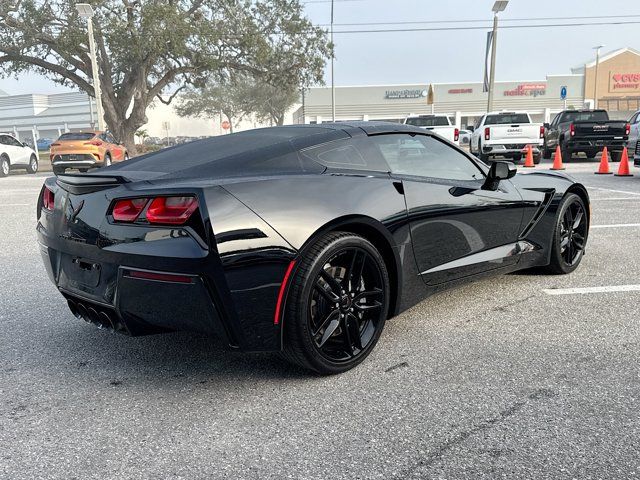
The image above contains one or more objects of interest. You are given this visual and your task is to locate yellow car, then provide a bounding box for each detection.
[50,131,128,174]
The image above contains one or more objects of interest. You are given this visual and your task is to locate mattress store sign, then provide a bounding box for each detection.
[384,89,428,99]
[503,83,546,97]
[610,73,640,92]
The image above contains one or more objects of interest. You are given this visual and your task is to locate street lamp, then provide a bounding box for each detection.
[76,3,105,131]
[330,0,335,122]
[486,0,509,112]
[592,45,605,109]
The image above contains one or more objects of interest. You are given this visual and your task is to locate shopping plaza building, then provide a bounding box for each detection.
[294,47,640,129]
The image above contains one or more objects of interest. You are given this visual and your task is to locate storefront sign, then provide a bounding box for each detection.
[384,89,428,99]
[503,83,546,97]
[448,88,473,94]
[610,73,640,91]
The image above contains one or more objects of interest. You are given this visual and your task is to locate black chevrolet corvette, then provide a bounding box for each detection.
[37,122,590,374]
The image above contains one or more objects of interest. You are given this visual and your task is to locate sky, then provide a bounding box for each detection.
[1,0,639,95]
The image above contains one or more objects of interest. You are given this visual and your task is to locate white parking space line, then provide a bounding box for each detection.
[591,223,640,229]
[589,187,640,197]
[544,285,640,295]
[591,197,640,201]
[0,203,32,206]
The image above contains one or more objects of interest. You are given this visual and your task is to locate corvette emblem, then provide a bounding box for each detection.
[67,199,85,223]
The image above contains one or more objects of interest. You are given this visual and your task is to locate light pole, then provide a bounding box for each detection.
[76,3,105,132]
[330,0,335,122]
[592,45,604,109]
[486,0,508,113]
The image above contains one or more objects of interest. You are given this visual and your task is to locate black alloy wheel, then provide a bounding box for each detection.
[282,232,390,374]
[544,193,588,274]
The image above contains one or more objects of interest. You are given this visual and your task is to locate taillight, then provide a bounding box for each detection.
[84,139,103,146]
[112,198,148,222]
[484,127,490,140]
[110,196,199,225]
[50,143,61,147]
[454,128,459,142]
[41,186,55,211]
[625,123,631,136]
[539,125,545,139]
[570,123,575,137]
[146,196,198,225]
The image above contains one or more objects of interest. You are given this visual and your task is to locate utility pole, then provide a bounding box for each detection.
[487,1,508,112]
[76,4,105,131]
[593,45,604,109]
[331,0,335,122]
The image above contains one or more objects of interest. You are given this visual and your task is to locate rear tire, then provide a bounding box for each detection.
[542,144,552,159]
[282,232,390,375]
[0,155,9,177]
[104,153,112,167]
[53,166,66,176]
[479,152,489,163]
[27,154,38,174]
[610,151,622,162]
[542,193,588,275]
[560,143,571,163]
[533,154,541,165]
[585,150,597,159]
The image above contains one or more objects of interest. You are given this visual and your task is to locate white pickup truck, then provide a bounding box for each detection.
[469,111,544,164]
[403,115,459,144]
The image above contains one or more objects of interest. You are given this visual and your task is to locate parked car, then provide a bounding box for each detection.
[469,111,543,164]
[628,110,640,167]
[37,138,54,151]
[50,131,129,175]
[543,109,630,162]
[37,122,590,374]
[0,132,39,177]
[403,114,459,144]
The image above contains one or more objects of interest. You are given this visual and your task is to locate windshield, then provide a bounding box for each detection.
[405,117,450,127]
[485,114,530,125]
[58,132,95,141]
[560,111,609,123]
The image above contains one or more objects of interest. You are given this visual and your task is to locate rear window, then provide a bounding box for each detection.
[58,132,95,141]
[485,114,530,125]
[560,111,609,123]
[405,116,450,127]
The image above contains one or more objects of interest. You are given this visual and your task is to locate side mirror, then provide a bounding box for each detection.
[482,161,516,190]
[467,126,475,132]
[543,122,550,129]
[23,142,29,148]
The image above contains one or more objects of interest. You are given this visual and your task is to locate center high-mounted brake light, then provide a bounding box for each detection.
[484,127,490,141]
[41,185,55,211]
[110,196,199,225]
[454,128,460,142]
[539,125,545,139]
[569,123,575,137]
[625,123,631,136]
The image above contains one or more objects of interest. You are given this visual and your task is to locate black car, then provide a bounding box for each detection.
[37,123,590,374]
[543,109,630,161]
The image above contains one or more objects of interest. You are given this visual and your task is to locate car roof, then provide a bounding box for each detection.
[106,122,428,180]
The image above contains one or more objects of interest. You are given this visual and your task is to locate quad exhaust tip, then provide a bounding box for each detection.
[66,298,127,333]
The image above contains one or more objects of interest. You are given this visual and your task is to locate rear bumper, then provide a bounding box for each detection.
[51,154,102,170]
[39,242,232,340]
[565,139,627,152]
[482,143,542,156]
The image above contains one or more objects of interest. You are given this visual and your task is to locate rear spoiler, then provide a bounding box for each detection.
[56,174,130,194]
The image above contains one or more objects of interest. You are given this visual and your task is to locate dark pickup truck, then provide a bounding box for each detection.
[543,110,630,161]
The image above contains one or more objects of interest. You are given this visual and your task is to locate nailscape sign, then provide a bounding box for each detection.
[503,83,546,97]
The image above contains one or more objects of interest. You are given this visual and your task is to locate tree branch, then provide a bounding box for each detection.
[156,85,187,105]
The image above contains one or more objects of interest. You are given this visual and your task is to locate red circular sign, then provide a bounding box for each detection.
[221,120,231,130]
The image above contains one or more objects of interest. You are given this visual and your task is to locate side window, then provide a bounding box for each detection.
[370,134,484,181]
[301,138,388,172]
[474,116,484,130]
[6,136,22,147]
[106,133,117,144]
[630,113,638,124]
[0,135,9,146]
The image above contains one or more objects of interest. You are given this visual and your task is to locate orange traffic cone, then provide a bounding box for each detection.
[615,147,633,177]
[550,145,565,170]
[523,145,535,167]
[595,146,612,175]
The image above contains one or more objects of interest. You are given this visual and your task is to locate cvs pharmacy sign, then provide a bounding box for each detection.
[610,73,640,91]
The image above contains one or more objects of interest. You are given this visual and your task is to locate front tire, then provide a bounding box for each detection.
[104,153,112,167]
[27,154,38,174]
[282,232,390,375]
[543,193,588,275]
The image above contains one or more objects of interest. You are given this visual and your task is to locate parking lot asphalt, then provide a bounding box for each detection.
[1,159,640,479]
